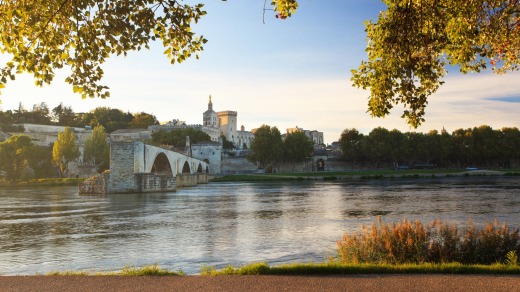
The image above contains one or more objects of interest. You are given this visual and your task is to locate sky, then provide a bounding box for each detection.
[1,0,519,144]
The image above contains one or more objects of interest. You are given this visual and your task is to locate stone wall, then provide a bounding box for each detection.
[197,173,208,184]
[135,173,176,192]
[176,173,199,187]
[107,141,138,193]
[221,157,258,174]
[191,143,221,174]
[78,172,109,194]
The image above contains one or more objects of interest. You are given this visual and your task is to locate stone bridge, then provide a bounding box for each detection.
[80,141,209,194]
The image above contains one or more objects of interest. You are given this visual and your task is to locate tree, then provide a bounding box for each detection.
[221,134,235,150]
[339,128,366,166]
[83,125,109,172]
[151,128,211,147]
[52,103,78,126]
[282,131,314,171]
[0,1,296,98]
[248,125,283,168]
[128,112,159,129]
[24,145,55,178]
[79,107,133,133]
[0,135,33,182]
[351,1,519,127]
[52,127,80,177]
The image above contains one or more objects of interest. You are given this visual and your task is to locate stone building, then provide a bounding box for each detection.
[285,126,324,146]
[150,95,254,149]
[202,95,254,149]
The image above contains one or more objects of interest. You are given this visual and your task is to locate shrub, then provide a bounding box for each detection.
[337,217,520,265]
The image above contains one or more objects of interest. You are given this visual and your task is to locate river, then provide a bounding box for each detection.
[1,176,519,275]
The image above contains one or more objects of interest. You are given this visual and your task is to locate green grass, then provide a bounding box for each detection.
[47,264,184,276]
[210,168,495,183]
[200,262,520,276]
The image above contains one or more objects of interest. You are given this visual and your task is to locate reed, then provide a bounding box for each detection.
[336,217,520,265]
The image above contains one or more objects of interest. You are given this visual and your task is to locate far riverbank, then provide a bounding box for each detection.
[211,168,520,182]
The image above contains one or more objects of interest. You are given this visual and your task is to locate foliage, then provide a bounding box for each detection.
[0,1,295,98]
[24,144,56,178]
[351,0,520,127]
[339,128,364,163]
[282,131,314,167]
[248,124,283,168]
[0,0,207,98]
[78,107,133,133]
[51,103,79,127]
[151,128,211,147]
[271,0,299,18]
[337,217,520,265]
[83,125,109,172]
[128,112,159,129]
[52,127,80,177]
[0,134,33,182]
[221,134,235,150]
[338,125,520,168]
[47,264,184,276]
[201,261,520,275]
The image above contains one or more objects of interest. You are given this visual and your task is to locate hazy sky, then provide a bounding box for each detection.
[1,1,519,144]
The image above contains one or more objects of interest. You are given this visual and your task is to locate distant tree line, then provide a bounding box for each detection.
[0,125,109,182]
[0,102,159,133]
[248,125,314,170]
[339,126,520,169]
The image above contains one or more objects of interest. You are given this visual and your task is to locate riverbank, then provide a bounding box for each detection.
[0,178,85,187]
[211,168,520,182]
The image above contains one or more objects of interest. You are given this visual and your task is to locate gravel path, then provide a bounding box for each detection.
[1,275,520,292]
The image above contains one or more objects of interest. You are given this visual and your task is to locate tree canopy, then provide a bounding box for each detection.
[151,127,211,147]
[283,131,314,165]
[248,124,283,168]
[337,125,520,168]
[52,127,80,177]
[351,0,520,127]
[0,0,297,98]
[83,125,109,172]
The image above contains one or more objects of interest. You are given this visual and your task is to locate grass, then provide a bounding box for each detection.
[47,264,184,276]
[200,262,520,275]
[210,168,502,183]
[47,262,520,276]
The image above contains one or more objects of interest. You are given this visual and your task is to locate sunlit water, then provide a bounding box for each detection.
[1,176,519,275]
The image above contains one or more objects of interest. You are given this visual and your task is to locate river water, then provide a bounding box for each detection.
[1,176,519,275]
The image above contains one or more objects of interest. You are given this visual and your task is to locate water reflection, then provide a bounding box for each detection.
[0,177,519,275]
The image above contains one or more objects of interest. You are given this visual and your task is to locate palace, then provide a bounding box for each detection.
[201,95,254,149]
[149,95,254,149]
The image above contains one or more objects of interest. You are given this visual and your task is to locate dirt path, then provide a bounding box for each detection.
[1,275,519,292]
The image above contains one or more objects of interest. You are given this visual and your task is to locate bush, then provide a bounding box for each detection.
[336,217,520,265]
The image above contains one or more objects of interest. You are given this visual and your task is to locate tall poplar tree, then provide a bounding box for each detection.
[52,127,80,177]
[83,125,109,172]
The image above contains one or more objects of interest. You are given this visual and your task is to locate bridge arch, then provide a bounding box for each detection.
[197,163,203,173]
[182,161,191,173]
[151,152,173,177]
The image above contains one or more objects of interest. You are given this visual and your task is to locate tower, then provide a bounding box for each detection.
[218,111,238,145]
[203,95,218,127]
